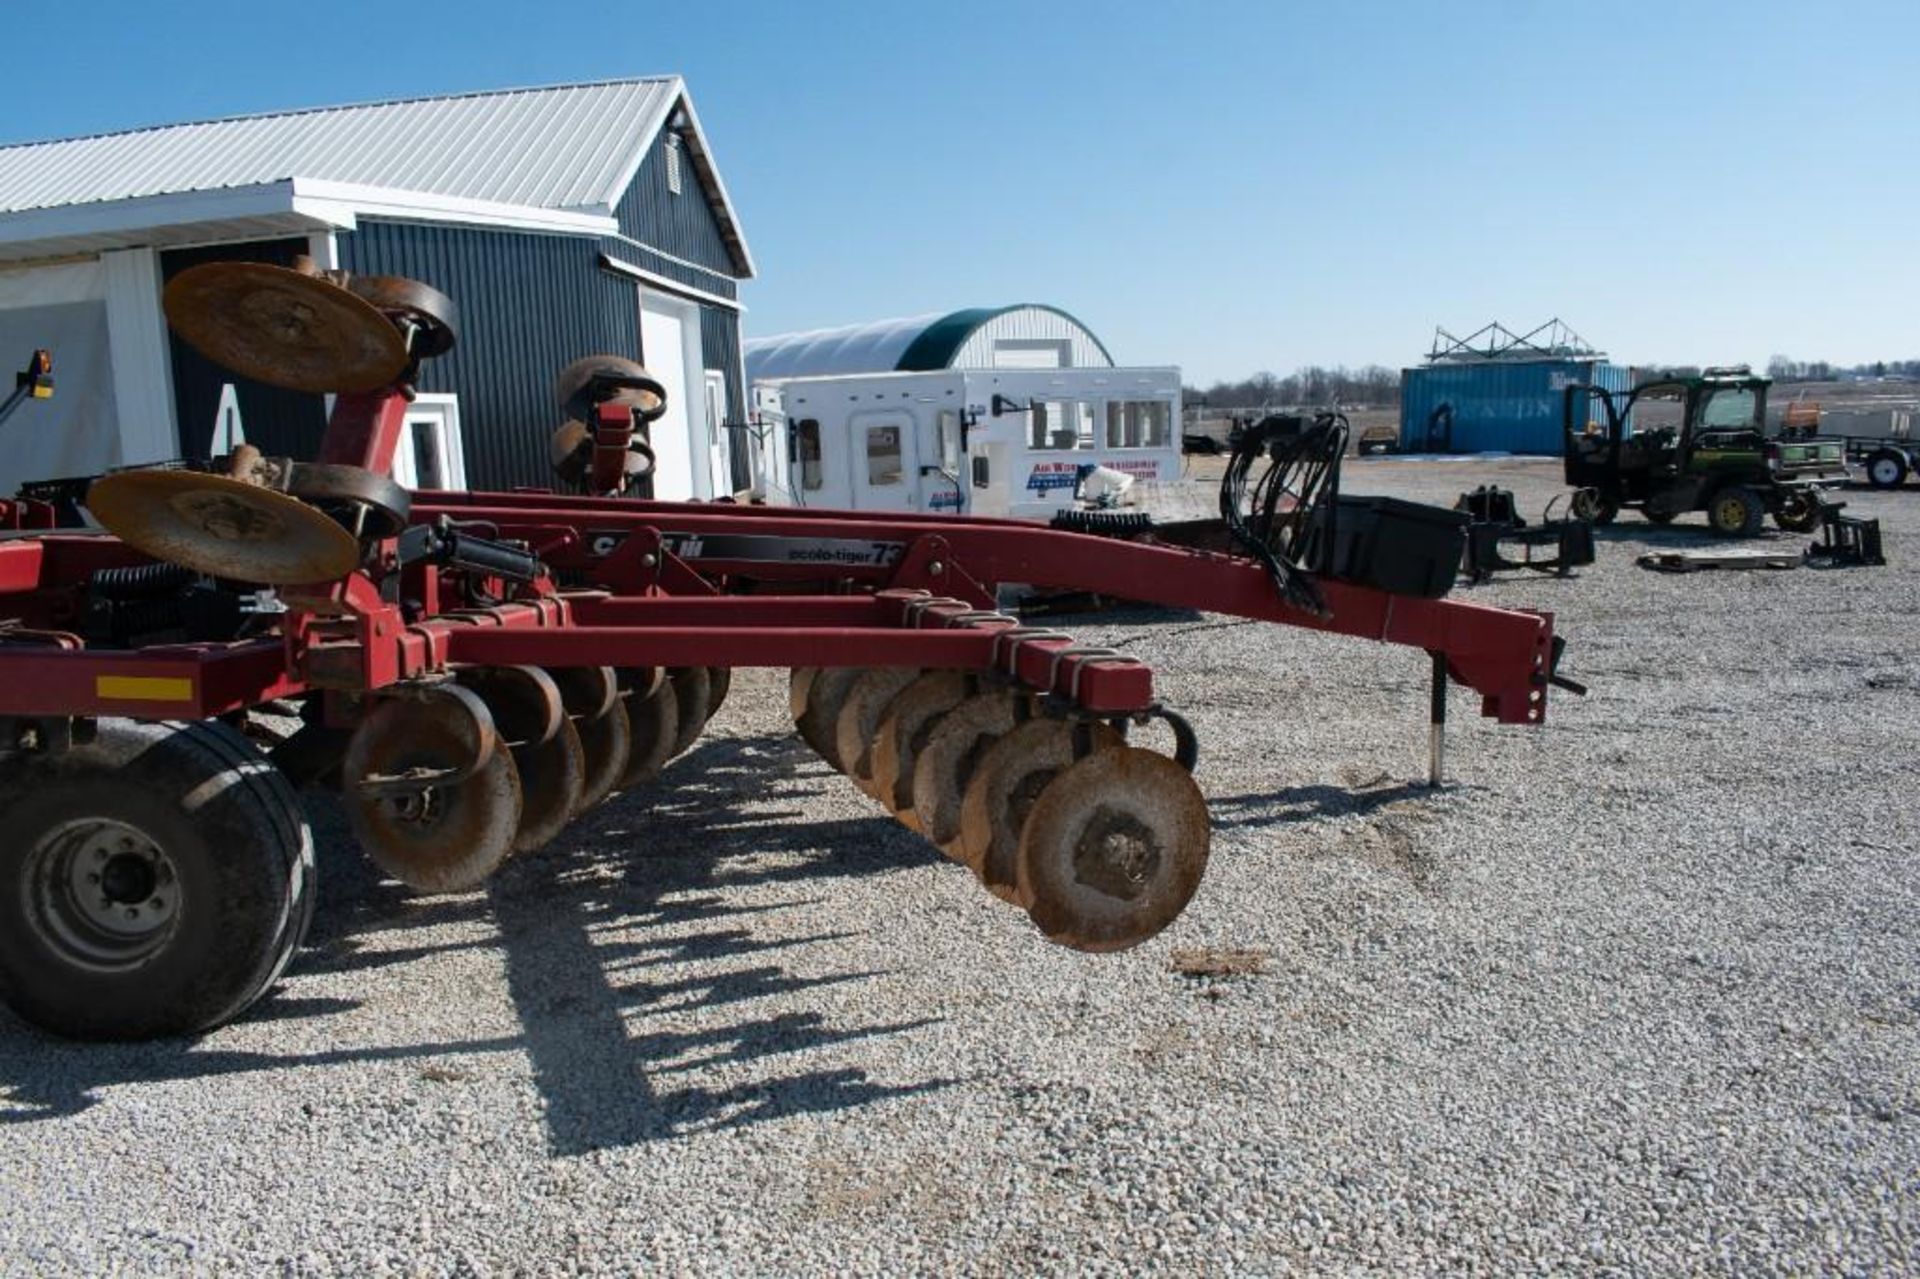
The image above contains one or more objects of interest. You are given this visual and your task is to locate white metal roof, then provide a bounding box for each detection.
[745,314,945,381]
[0,78,753,273]
[746,305,1114,381]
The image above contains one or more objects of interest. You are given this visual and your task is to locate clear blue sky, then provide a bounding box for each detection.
[5,0,1914,384]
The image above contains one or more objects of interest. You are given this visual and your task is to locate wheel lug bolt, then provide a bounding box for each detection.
[87,873,100,884]
[124,908,138,920]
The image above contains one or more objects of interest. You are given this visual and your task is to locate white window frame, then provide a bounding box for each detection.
[391,392,468,490]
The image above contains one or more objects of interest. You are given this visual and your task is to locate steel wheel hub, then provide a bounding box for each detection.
[1071,809,1160,902]
[28,818,179,969]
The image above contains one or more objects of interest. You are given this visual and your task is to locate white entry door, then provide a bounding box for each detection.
[640,292,706,500]
[850,410,919,512]
[391,393,467,491]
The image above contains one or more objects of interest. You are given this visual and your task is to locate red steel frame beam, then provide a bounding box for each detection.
[414,494,1555,724]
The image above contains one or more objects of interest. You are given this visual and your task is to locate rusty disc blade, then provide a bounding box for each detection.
[343,684,522,894]
[867,671,971,829]
[461,666,584,854]
[555,354,667,422]
[958,717,1124,902]
[622,666,666,702]
[88,469,361,584]
[618,675,678,789]
[551,420,593,485]
[550,666,628,811]
[705,666,733,720]
[910,691,1020,853]
[833,668,923,793]
[796,667,867,770]
[667,667,712,759]
[789,668,818,721]
[344,274,459,358]
[1016,746,1211,953]
[163,262,408,393]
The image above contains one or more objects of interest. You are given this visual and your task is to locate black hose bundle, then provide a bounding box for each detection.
[1218,412,1348,616]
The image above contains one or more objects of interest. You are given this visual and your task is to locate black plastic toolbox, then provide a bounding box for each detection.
[1304,495,1468,598]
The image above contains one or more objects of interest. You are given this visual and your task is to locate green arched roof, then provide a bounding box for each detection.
[894,304,1116,371]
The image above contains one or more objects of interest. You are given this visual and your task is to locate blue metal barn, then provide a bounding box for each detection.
[1398,321,1632,455]
[0,79,755,500]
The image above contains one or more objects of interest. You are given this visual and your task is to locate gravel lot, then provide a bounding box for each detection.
[2,458,1915,1273]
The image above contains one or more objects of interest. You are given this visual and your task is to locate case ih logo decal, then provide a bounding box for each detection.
[663,532,904,567]
[586,530,903,566]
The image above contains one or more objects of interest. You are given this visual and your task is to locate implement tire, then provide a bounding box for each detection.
[0,719,315,1041]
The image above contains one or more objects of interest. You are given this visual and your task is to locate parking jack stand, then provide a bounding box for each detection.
[1428,650,1447,788]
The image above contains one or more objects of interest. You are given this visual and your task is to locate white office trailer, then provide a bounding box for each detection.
[743,305,1181,519]
[749,367,1182,519]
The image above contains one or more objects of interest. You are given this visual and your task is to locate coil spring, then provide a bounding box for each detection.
[103,597,190,639]
[90,562,197,600]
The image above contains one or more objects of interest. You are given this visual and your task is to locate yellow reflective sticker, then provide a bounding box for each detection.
[96,675,195,702]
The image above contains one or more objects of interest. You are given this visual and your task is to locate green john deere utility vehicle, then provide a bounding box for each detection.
[1562,366,1848,536]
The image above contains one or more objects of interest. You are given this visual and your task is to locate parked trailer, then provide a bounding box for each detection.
[0,263,1572,1042]
[751,367,1182,519]
[1844,437,1920,490]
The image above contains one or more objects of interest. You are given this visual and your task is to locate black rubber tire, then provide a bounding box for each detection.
[1706,486,1765,537]
[1571,489,1617,525]
[1865,449,1909,491]
[1773,493,1824,533]
[0,719,315,1041]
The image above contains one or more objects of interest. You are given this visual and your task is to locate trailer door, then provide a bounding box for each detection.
[850,410,919,511]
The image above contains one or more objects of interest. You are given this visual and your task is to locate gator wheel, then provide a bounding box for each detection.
[1773,492,1824,533]
[1707,486,1765,537]
[1570,488,1617,525]
[0,719,316,1041]
[1016,746,1211,954]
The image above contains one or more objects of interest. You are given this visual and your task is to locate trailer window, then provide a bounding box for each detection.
[796,419,824,491]
[1073,401,1096,447]
[1105,400,1172,448]
[1031,400,1075,450]
[866,425,903,485]
[938,409,962,473]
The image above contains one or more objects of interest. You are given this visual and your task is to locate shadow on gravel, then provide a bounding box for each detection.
[488,732,959,1155]
[0,733,955,1139]
[1210,780,1439,827]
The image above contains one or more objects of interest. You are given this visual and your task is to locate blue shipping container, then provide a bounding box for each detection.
[1399,360,1633,455]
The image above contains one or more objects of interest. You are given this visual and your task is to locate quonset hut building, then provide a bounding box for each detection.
[1399,320,1632,455]
[0,78,754,499]
[745,305,1116,381]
